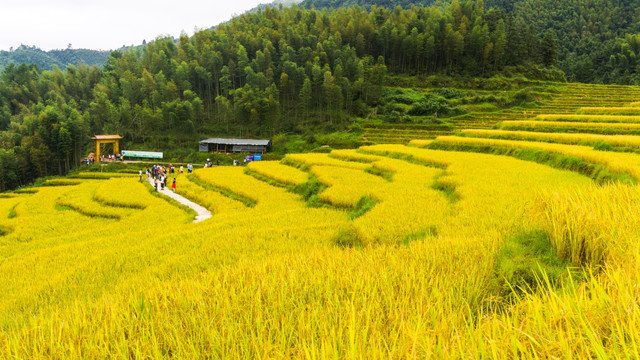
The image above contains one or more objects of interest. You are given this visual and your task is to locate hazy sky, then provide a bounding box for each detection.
[0,0,272,51]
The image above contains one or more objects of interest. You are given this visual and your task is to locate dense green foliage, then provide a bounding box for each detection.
[486,0,640,84]
[3,0,639,85]
[0,1,557,191]
[303,0,640,84]
[0,45,110,71]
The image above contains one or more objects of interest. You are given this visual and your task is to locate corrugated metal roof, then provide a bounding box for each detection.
[199,138,271,146]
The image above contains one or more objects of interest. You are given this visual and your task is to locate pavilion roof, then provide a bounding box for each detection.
[91,135,123,140]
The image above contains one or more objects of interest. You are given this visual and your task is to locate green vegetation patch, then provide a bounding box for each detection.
[332,224,365,249]
[92,196,147,210]
[493,229,583,302]
[402,226,437,246]
[431,173,460,203]
[280,157,310,172]
[291,177,326,208]
[364,166,393,181]
[55,201,121,220]
[7,204,17,219]
[54,205,72,211]
[348,195,377,220]
[13,189,38,194]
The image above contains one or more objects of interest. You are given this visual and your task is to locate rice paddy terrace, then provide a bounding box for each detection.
[2,83,640,357]
[362,82,640,144]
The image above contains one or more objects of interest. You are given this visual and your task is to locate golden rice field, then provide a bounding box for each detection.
[2,138,640,358]
[577,106,640,115]
[4,84,640,357]
[503,120,640,130]
[535,114,640,123]
[461,129,640,149]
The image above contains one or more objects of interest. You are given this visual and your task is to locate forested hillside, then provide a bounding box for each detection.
[0,1,556,191]
[0,45,111,71]
[502,0,640,84]
[5,0,640,84]
[308,0,640,83]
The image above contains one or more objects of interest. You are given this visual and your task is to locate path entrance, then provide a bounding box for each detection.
[92,135,123,160]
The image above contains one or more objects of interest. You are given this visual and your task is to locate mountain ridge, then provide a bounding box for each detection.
[0,45,111,71]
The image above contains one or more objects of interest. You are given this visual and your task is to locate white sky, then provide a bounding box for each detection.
[0,0,272,51]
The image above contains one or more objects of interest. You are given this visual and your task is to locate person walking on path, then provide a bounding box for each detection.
[172,178,176,193]
[154,178,158,192]
[139,169,143,182]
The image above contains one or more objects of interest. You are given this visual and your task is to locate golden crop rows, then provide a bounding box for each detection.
[93,178,148,209]
[285,153,370,170]
[502,120,640,129]
[56,182,136,219]
[432,135,640,180]
[4,84,640,356]
[312,165,388,207]
[577,106,640,115]
[173,172,247,215]
[247,160,309,186]
[535,114,640,122]
[461,129,640,148]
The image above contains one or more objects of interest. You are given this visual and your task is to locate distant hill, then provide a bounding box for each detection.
[1,1,302,71]
[244,0,304,15]
[0,45,110,70]
[300,0,436,7]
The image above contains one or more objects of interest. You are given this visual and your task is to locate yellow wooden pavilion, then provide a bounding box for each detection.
[91,135,123,160]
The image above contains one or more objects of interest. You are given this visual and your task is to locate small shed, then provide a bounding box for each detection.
[199,138,271,154]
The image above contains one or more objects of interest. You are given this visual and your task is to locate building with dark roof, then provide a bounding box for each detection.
[198,138,271,153]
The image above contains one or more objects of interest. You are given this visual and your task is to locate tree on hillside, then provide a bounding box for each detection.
[541,30,557,67]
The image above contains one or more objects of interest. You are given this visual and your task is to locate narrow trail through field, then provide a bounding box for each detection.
[147,178,212,223]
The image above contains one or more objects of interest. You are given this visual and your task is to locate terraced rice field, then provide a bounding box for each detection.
[363,83,640,144]
[361,124,453,144]
[3,83,640,357]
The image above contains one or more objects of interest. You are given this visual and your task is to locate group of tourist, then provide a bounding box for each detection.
[145,165,176,193]
[84,153,125,165]
[102,154,124,161]
[203,158,220,168]
[135,161,220,194]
